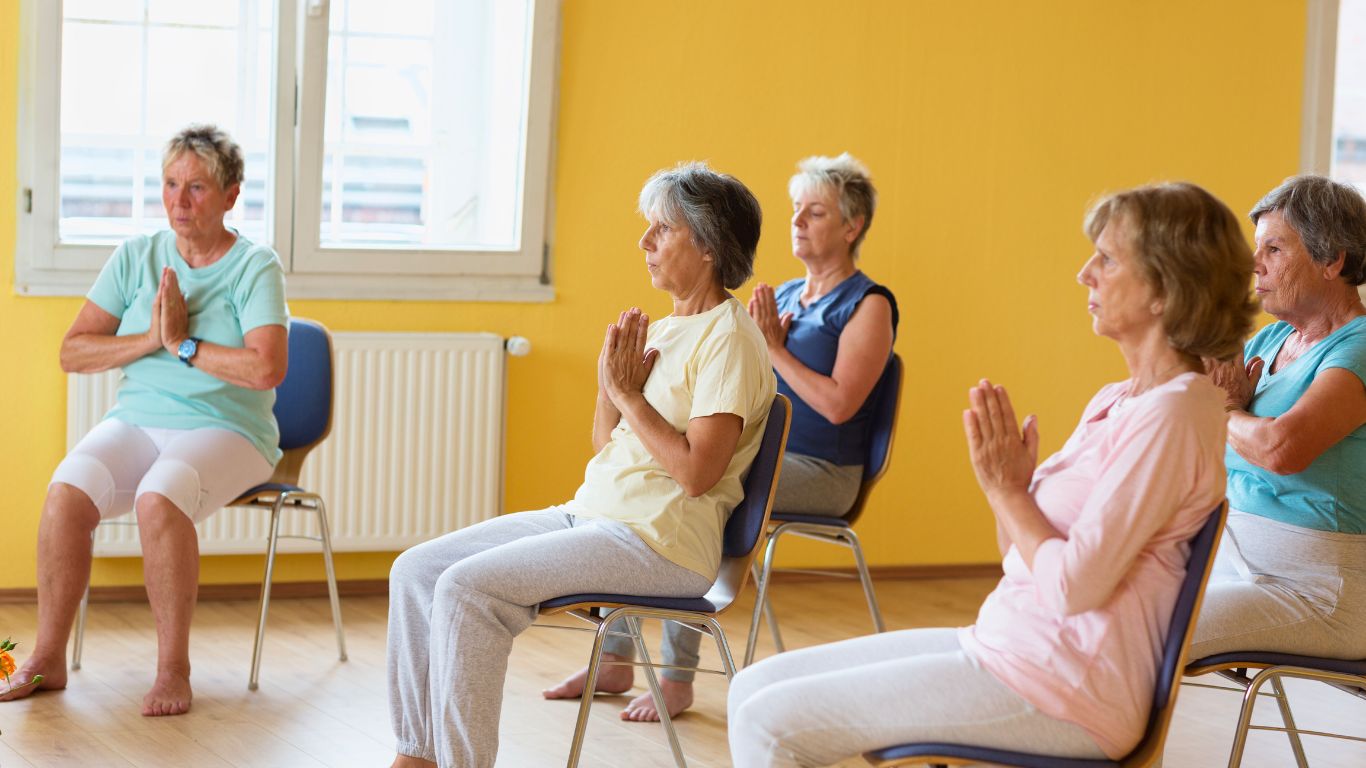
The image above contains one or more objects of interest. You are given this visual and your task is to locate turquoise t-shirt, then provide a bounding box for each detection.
[87,230,289,465]
[1226,316,1366,532]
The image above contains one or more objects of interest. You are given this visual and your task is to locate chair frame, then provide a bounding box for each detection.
[536,395,791,768]
[70,318,347,691]
[863,502,1229,768]
[744,353,902,667]
[1184,652,1366,767]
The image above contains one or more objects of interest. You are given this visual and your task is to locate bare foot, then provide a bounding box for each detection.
[620,678,694,722]
[0,660,65,702]
[141,670,192,716]
[390,756,436,768]
[542,653,634,700]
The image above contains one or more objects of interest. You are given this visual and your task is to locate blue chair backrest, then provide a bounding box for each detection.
[863,354,903,483]
[722,396,791,558]
[1143,503,1226,739]
[274,319,333,451]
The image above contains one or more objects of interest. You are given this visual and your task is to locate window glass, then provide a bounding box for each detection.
[1333,0,1366,188]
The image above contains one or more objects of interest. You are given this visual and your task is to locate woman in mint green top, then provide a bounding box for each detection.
[0,126,288,718]
[1192,175,1366,665]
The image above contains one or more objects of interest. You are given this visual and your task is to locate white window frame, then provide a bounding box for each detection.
[14,0,559,302]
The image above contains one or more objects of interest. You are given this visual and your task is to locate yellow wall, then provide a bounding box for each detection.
[0,0,1306,589]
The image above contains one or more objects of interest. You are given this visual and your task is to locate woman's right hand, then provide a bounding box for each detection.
[598,308,658,407]
[963,379,1039,502]
[145,272,164,351]
[747,283,792,352]
[1203,352,1264,411]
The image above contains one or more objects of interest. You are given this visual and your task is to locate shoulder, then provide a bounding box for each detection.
[1129,374,1225,434]
[1247,321,1293,354]
[235,236,285,271]
[114,233,158,261]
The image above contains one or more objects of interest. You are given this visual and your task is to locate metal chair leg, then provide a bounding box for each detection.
[248,499,285,691]
[1268,675,1309,768]
[843,529,885,633]
[565,614,616,768]
[630,616,687,768]
[744,532,784,667]
[72,584,89,671]
[314,497,348,662]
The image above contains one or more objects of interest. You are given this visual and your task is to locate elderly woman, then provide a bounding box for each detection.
[544,153,898,721]
[727,182,1257,767]
[0,125,288,716]
[386,163,774,768]
[1190,175,1366,663]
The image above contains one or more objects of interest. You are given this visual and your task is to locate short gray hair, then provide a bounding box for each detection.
[787,153,878,256]
[1250,175,1366,286]
[162,124,244,190]
[638,162,763,290]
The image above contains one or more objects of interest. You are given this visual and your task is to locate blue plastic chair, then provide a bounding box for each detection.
[71,319,347,690]
[863,502,1228,768]
[1185,639,1366,765]
[744,353,902,666]
[538,394,791,768]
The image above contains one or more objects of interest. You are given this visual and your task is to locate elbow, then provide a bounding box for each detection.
[252,368,287,391]
[678,470,723,499]
[1252,431,1314,476]
[817,400,859,426]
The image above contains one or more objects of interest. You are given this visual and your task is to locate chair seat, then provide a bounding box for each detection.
[540,593,720,613]
[770,512,851,527]
[865,743,1118,768]
[1189,651,1366,677]
[232,482,307,504]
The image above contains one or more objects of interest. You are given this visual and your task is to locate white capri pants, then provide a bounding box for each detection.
[49,418,273,523]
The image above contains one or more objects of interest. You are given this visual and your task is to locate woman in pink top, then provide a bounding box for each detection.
[727,182,1258,767]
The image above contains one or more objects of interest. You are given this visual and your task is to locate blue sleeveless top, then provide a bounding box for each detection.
[775,272,899,466]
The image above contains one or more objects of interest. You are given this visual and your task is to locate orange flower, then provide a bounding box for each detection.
[0,650,15,679]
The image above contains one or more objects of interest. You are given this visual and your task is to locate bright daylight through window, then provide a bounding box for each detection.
[17,0,557,300]
[1333,0,1366,189]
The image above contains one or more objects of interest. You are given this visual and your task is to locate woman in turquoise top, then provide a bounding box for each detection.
[0,126,289,717]
[1192,175,1366,664]
[544,153,897,722]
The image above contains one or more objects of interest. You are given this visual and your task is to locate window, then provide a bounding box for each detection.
[15,0,558,301]
[1332,0,1366,188]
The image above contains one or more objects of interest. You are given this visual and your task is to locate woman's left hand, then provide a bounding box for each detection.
[158,267,190,353]
[963,379,1039,501]
[599,308,659,406]
[1203,352,1263,411]
[747,283,792,351]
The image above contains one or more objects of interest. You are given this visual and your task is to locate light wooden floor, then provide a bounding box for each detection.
[0,577,1363,767]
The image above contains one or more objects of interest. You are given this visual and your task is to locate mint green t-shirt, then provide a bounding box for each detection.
[87,230,289,465]
[1226,316,1366,533]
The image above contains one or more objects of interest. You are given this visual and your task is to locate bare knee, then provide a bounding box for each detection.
[135,493,193,533]
[43,483,101,531]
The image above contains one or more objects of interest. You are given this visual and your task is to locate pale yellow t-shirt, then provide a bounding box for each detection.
[571,298,777,578]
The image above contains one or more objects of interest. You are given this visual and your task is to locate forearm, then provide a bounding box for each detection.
[184,342,283,390]
[770,347,856,424]
[1226,410,1300,474]
[614,392,717,497]
[61,331,159,373]
[592,393,621,453]
[986,488,1062,569]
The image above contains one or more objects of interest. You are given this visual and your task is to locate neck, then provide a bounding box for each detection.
[1118,326,1197,395]
[801,255,857,299]
[1285,290,1366,343]
[177,227,234,268]
[670,281,730,317]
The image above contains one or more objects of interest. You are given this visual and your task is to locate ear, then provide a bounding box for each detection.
[224,183,241,212]
[1323,249,1347,281]
[1150,299,1165,316]
[844,215,866,245]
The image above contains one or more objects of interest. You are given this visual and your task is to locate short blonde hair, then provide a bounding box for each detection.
[1084,182,1257,361]
[162,124,244,190]
[788,153,877,257]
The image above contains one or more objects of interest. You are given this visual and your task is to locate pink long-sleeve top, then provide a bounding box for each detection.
[959,372,1227,758]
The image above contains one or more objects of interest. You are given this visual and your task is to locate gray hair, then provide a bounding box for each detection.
[162,124,245,190]
[787,153,878,257]
[638,162,763,290]
[1250,175,1366,286]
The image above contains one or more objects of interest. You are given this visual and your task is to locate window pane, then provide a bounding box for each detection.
[319,0,531,250]
[1333,0,1366,189]
[58,2,277,246]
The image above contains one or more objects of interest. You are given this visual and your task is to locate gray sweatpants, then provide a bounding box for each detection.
[726,628,1107,767]
[1188,510,1366,660]
[387,505,712,768]
[601,453,862,681]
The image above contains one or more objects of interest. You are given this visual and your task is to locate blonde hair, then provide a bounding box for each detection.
[1084,182,1258,360]
[162,124,244,190]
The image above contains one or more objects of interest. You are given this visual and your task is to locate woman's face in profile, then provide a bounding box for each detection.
[1253,210,1322,319]
[1078,216,1162,342]
[639,214,711,296]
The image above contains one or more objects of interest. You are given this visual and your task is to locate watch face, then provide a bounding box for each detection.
[178,338,197,358]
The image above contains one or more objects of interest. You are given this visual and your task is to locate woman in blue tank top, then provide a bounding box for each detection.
[543,153,899,722]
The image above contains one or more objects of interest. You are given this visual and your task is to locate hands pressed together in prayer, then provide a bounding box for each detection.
[599,307,659,407]
[963,379,1039,502]
[1204,352,1264,412]
[147,266,190,355]
[747,283,792,352]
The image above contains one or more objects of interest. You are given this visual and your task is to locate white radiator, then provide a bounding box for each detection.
[68,332,507,556]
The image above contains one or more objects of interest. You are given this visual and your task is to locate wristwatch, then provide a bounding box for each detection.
[176,337,201,367]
